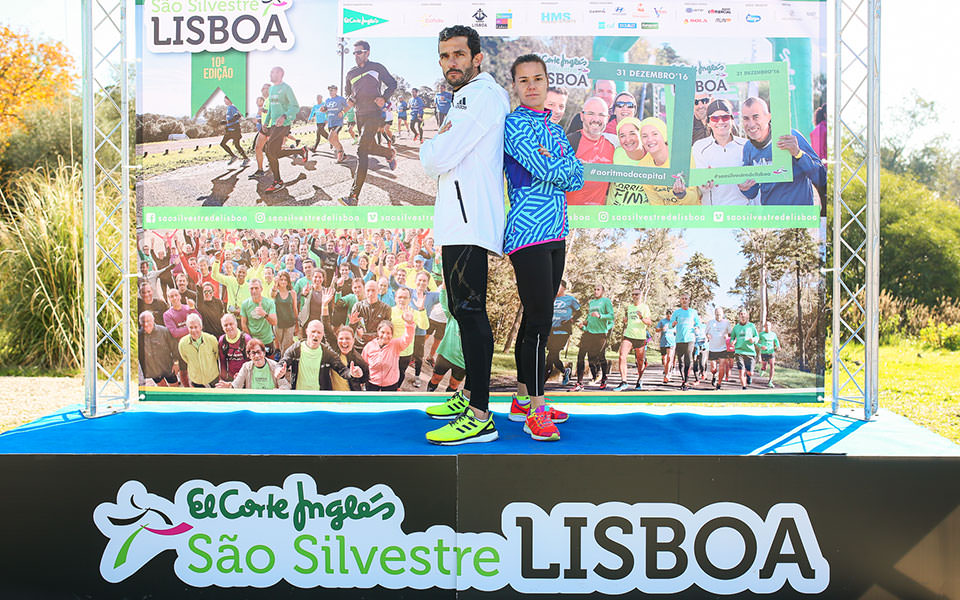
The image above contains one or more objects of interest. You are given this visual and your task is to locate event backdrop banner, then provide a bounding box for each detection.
[135,0,828,400]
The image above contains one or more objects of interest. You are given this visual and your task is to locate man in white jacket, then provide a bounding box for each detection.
[419,25,510,445]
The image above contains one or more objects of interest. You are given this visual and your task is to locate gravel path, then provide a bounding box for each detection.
[0,377,83,433]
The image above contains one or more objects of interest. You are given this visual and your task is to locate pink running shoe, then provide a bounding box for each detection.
[508,395,569,423]
[523,405,560,441]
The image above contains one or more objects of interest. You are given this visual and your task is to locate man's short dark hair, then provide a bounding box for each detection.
[547,86,568,97]
[510,54,548,81]
[354,40,370,51]
[438,25,481,58]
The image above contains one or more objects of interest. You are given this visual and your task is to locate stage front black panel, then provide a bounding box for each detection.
[0,455,958,599]
[0,455,458,600]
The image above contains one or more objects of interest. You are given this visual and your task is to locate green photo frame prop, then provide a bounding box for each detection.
[688,61,792,186]
[582,61,696,186]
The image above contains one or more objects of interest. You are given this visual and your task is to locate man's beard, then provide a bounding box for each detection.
[444,65,476,89]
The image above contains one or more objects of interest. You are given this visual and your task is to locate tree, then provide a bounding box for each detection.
[679,252,719,314]
[732,229,785,326]
[880,92,939,176]
[0,26,75,130]
[774,229,821,371]
[0,97,82,179]
[624,230,678,303]
[654,43,683,66]
[833,165,960,307]
[392,75,411,99]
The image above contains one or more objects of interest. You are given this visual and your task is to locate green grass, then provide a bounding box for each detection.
[868,340,959,444]
[492,346,820,390]
[139,125,318,178]
[141,144,233,178]
[0,365,78,377]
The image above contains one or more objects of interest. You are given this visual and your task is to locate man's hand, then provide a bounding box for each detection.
[738,179,757,192]
[274,363,287,379]
[776,134,800,157]
[374,97,385,109]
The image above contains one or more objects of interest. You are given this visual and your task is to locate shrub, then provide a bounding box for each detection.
[0,162,126,370]
[0,98,83,190]
[919,320,960,351]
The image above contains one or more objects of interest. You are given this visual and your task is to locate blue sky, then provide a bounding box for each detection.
[679,229,746,309]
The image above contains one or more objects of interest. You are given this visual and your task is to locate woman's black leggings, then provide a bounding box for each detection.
[509,241,565,398]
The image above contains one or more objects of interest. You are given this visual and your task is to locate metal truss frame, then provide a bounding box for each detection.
[831,0,880,419]
[81,1,881,418]
[82,0,131,417]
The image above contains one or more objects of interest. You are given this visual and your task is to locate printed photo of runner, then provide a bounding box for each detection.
[140,17,449,207]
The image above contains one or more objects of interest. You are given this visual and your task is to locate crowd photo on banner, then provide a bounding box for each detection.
[138,226,822,394]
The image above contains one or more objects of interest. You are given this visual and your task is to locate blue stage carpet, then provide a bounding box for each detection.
[1,405,958,456]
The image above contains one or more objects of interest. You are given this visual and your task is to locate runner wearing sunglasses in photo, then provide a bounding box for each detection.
[604,91,639,142]
[692,93,712,143]
[692,99,754,206]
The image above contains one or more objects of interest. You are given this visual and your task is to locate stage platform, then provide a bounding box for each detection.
[1,400,957,456]
[3,401,959,599]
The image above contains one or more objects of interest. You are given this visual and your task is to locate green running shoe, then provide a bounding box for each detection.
[426,410,499,446]
[425,390,469,420]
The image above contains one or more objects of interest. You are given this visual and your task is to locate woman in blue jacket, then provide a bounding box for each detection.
[503,54,585,441]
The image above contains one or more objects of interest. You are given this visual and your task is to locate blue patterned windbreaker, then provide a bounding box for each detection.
[503,105,585,255]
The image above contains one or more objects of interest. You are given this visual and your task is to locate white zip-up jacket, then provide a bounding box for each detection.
[420,72,509,255]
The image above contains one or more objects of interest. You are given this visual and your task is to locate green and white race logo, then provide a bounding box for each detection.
[94,475,830,593]
[147,0,295,53]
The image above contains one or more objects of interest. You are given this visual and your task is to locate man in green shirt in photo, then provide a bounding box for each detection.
[730,309,760,390]
[241,278,278,354]
[263,66,309,193]
[758,321,782,388]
